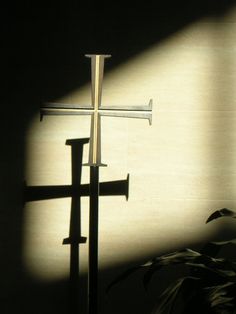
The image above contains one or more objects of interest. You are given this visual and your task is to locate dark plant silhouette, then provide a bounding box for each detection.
[107,208,236,314]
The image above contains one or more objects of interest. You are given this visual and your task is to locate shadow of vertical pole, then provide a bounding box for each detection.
[63,138,88,314]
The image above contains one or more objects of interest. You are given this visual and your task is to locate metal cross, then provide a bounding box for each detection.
[41,54,152,166]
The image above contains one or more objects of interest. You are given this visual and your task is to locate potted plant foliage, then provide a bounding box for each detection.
[107,208,236,314]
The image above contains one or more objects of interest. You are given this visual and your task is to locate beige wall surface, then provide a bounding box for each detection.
[24,11,236,282]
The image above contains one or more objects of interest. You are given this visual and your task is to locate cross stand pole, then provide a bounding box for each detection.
[88,166,99,314]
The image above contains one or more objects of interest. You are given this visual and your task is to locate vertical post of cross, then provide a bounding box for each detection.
[85,54,111,167]
[88,166,99,314]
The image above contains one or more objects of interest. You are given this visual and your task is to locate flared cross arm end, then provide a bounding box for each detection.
[140,98,153,125]
[147,99,153,125]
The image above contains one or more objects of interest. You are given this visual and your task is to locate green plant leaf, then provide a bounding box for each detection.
[106,258,157,293]
[201,239,236,258]
[106,265,141,293]
[206,208,236,224]
[187,262,236,282]
[204,282,236,311]
[188,251,236,284]
[151,276,200,314]
[211,239,236,246]
[155,248,201,265]
[107,249,201,293]
[142,249,201,289]
[143,264,159,290]
[144,249,236,289]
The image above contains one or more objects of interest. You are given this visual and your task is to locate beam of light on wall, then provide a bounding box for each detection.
[24,13,236,281]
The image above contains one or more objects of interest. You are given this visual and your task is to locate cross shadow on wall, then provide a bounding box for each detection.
[24,138,129,313]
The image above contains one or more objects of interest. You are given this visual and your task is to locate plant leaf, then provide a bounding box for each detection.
[204,282,236,310]
[144,248,231,289]
[187,262,236,282]
[143,264,159,290]
[153,248,201,266]
[106,265,141,293]
[106,257,165,293]
[142,249,201,289]
[151,277,200,314]
[211,239,236,246]
[206,208,236,224]
[201,239,236,258]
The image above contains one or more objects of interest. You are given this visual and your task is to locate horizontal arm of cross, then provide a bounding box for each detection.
[40,99,152,125]
[40,102,93,120]
[41,99,152,166]
[42,102,93,110]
